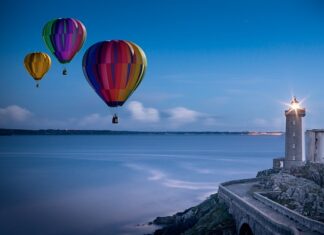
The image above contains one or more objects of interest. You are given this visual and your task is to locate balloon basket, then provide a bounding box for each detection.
[62,68,67,76]
[112,114,119,124]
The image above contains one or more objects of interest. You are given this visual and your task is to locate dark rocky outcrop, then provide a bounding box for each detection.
[152,193,236,235]
[256,168,280,178]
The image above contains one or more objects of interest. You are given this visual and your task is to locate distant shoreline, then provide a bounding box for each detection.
[0,128,284,136]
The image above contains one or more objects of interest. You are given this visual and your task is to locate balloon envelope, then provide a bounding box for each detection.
[42,18,86,64]
[82,40,147,107]
[24,52,51,81]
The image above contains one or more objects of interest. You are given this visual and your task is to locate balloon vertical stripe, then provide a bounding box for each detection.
[82,40,147,107]
[42,18,86,64]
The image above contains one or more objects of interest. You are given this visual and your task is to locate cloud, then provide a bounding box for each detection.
[127,101,160,122]
[166,107,202,126]
[0,105,32,123]
[127,102,218,129]
[0,105,115,129]
[165,107,220,128]
[0,103,219,130]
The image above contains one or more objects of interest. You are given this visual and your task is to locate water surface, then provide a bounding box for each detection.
[0,134,284,235]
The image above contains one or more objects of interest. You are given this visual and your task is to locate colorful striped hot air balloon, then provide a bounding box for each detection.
[42,18,86,75]
[82,40,147,124]
[24,52,51,88]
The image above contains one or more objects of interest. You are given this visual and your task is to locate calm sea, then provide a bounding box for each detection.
[0,134,284,235]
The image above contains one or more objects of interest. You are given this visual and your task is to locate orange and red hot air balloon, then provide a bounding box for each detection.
[82,40,147,124]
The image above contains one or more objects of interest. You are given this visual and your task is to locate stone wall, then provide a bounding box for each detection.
[253,192,324,234]
[218,179,298,235]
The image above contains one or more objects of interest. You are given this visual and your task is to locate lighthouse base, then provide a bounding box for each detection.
[284,160,305,170]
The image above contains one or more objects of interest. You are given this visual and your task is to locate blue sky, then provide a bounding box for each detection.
[0,0,324,131]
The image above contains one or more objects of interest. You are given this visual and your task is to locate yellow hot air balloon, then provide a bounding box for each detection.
[24,52,51,87]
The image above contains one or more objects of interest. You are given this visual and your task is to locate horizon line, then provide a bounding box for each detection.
[0,128,284,136]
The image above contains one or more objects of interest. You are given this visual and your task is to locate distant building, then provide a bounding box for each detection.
[273,157,284,170]
[305,129,324,163]
[284,97,306,170]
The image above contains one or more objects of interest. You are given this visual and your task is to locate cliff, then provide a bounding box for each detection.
[152,163,324,235]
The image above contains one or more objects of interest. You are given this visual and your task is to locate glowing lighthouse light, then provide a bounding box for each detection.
[290,97,301,110]
[285,96,305,115]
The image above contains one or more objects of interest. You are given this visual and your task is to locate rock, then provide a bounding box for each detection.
[258,164,324,222]
[289,162,324,187]
[152,193,236,235]
[256,168,280,178]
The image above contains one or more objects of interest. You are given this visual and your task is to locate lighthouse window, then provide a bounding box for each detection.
[293,132,295,137]
[292,144,295,148]
[293,155,296,160]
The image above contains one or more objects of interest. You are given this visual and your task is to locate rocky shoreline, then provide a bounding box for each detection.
[150,163,324,235]
[151,193,235,235]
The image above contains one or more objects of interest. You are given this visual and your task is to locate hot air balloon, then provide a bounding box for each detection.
[82,40,147,124]
[24,52,51,87]
[42,18,86,75]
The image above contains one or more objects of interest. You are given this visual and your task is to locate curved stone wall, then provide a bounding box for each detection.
[218,179,299,235]
[253,192,324,234]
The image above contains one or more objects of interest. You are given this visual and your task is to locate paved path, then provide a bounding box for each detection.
[225,181,322,235]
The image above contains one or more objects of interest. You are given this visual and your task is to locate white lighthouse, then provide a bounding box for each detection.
[284,97,306,170]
